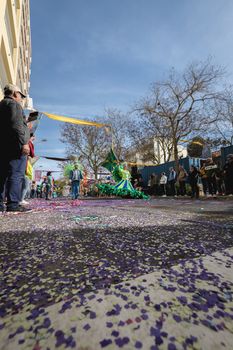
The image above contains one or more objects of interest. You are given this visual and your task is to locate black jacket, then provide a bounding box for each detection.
[224,161,233,178]
[188,168,199,184]
[0,96,30,157]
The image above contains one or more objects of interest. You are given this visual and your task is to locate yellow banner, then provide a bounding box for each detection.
[127,162,152,167]
[43,112,108,128]
[180,139,204,146]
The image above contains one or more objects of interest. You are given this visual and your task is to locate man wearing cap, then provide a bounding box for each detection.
[0,83,30,212]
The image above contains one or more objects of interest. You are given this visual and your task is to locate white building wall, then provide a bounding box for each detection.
[0,0,32,107]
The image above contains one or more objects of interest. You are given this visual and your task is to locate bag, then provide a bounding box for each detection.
[26,160,33,180]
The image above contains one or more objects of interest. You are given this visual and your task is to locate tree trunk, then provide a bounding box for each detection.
[173,139,179,173]
[94,168,98,180]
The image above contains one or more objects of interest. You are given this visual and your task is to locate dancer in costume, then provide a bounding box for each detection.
[114,162,134,192]
[99,149,149,199]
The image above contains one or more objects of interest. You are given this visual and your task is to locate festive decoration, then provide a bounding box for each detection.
[101,148,118,172]
[97,183,149,199]
[101,151,149,199]
[43,112,108,128]
[63,158,84,178]
[187,137,205,158]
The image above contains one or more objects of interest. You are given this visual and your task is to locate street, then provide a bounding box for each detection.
[0,197,233,350]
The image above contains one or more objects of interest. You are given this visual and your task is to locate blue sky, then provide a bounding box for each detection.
[30,0,233,176]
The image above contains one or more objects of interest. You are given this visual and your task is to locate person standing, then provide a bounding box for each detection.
[45,171,54,200]
[0,84,30,212]
[149,173,159,196]
[30,181,37,198]
[199,162,208,196]
[159,172,167,197]
[177,165,187,196]
[223,154,233,195]
[20,134,35,205]
[168,167,177,196]
[69,164,83,199]
[188,165,199,199]
[205,158,218,196]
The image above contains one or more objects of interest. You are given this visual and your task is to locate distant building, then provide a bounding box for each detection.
[0,0,32,107]
[126,137,187,166]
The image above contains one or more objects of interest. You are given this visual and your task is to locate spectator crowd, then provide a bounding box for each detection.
[145,155,233,199]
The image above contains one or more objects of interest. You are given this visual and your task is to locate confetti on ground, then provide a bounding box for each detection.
[0,197,232,349]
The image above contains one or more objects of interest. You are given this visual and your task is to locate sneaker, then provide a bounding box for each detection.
[162,195,167,197]
[19,200,29,205]
[6,206,31,212]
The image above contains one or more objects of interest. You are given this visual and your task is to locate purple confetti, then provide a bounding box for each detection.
[135,340,143,348]
[100,339,112,348]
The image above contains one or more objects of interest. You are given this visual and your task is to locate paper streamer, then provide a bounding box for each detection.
[43,112,109,128]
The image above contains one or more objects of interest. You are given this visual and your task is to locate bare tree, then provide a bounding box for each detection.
[211,86,233,145]
[60,111,130,178]
[134,59,224,169]
[105,108,130,159]
[60,124,111,179]
[127,113,174,164]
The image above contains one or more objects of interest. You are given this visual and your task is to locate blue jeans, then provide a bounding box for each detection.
[0,155,27,209]
[21,176,31,201]
[71,180,80,199]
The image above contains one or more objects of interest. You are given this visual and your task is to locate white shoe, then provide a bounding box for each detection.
[162,195,167,197]
[19,200,29,205]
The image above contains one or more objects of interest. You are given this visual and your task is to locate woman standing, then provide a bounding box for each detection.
[159,172,167,197]
[45,171,54,200]
[177,165,187,196]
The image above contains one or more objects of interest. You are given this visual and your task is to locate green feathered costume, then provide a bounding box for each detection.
[99,150,149,199]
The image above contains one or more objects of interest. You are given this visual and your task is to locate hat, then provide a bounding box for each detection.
[4,83,26,98]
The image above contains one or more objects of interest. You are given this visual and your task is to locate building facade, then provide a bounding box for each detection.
[0,0,32,107]
[126,137,187,167]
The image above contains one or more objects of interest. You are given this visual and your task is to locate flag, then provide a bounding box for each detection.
[101,148,118,172]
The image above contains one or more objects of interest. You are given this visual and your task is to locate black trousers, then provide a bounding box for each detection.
[179,181,186,196]
[190,181,199,198]
[168,180,176,196]
[201,178,208,195]
[207,177,217,195]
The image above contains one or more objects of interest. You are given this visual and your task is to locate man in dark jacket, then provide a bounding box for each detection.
[188,165,199,199]
[69,164,83,199]
[223,154,233,195]
[0,84,30,212]
[204,158,218,196]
